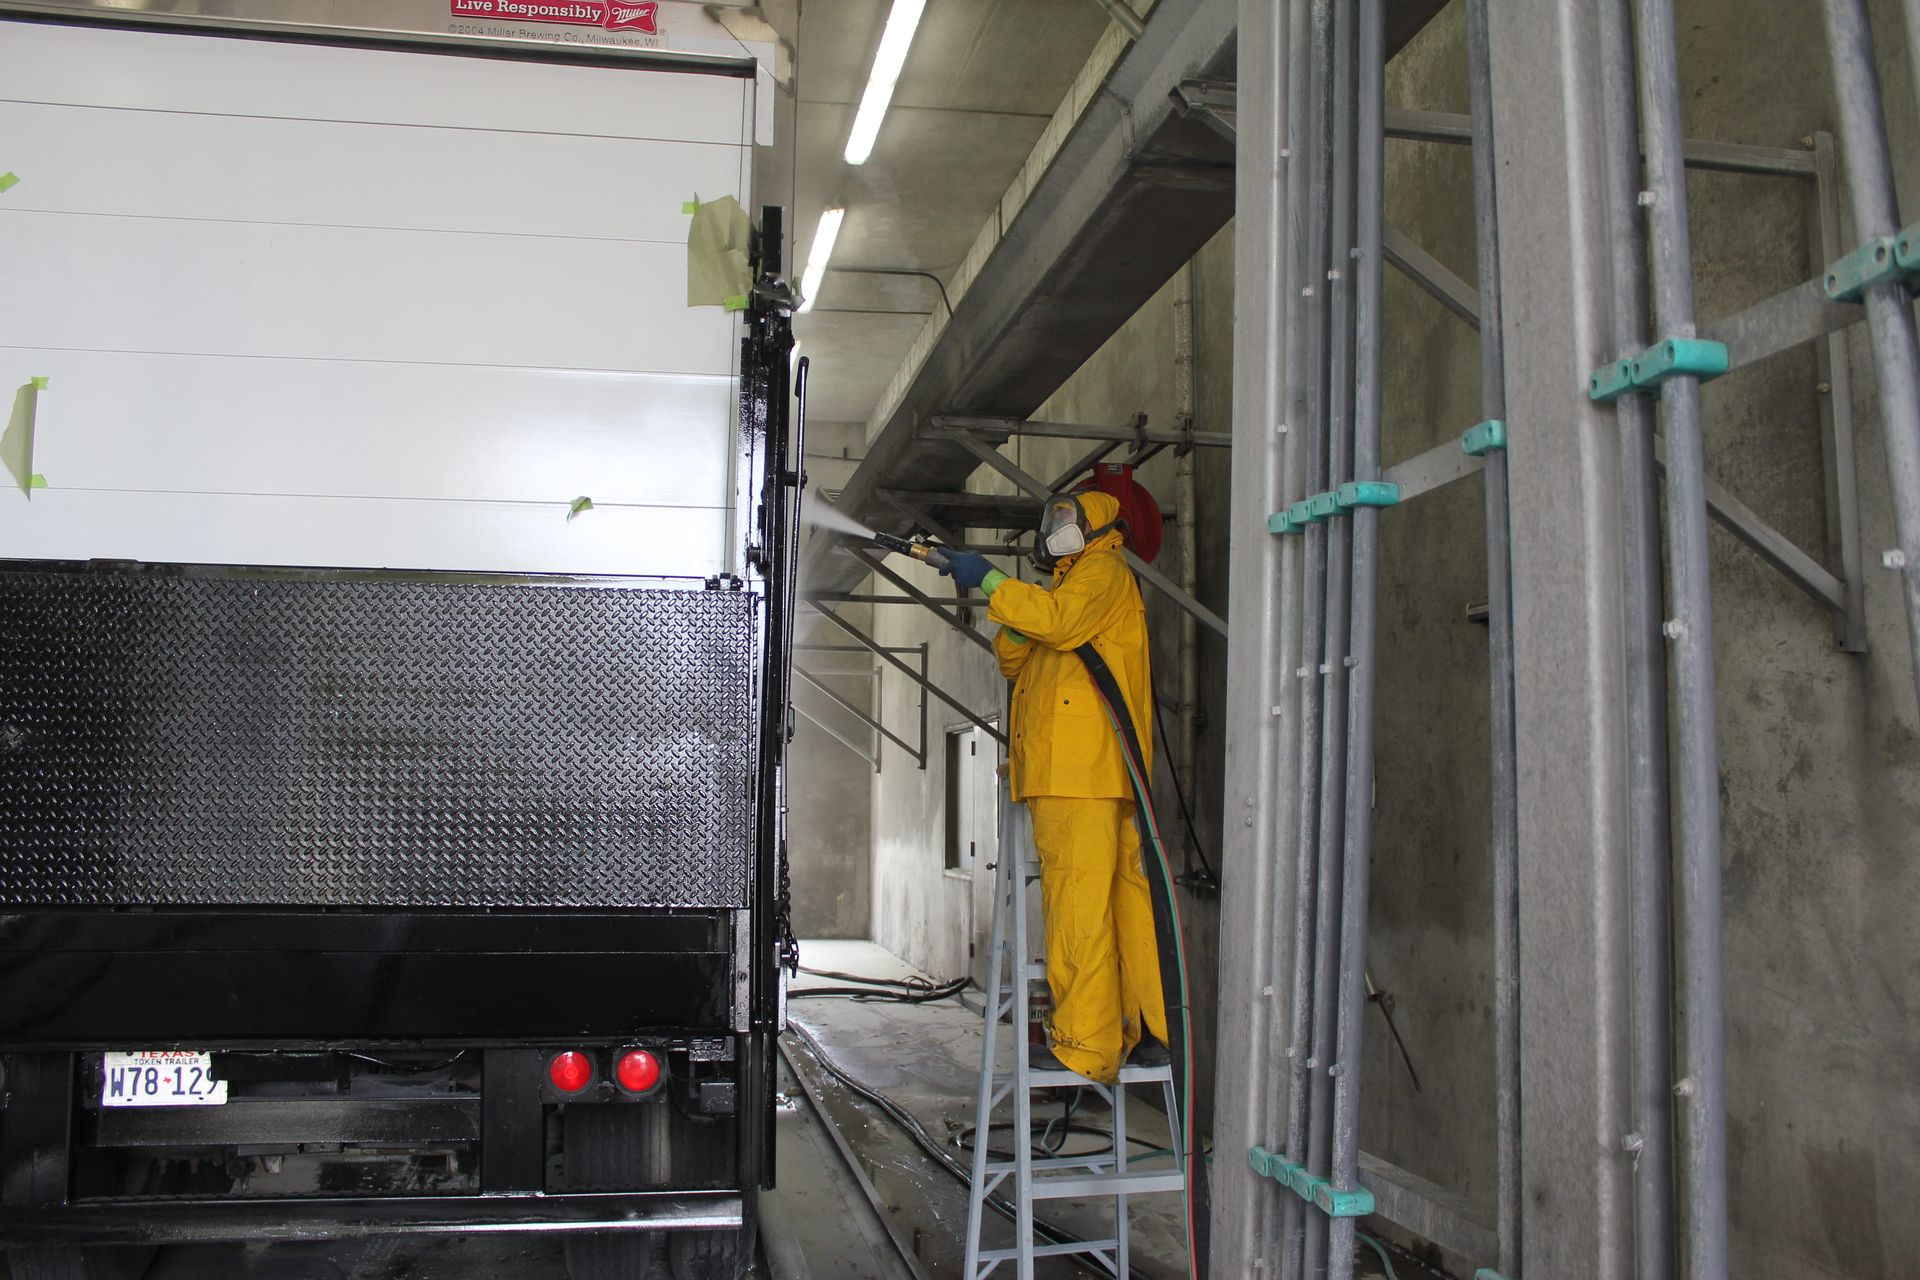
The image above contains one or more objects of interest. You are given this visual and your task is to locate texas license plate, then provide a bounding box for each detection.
[100,1051,227,1107]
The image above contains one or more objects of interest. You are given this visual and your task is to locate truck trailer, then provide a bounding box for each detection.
[0,7,799,1278]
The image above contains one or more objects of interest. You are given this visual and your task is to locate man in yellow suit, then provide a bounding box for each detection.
[937,490,1167,1083]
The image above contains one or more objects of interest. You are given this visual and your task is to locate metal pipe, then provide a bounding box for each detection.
[1173,263,1201,867]
[1278,5,1337,1277]
[1902,0,1920,140]
[1598,2,1677,1274]
[1465,0,1525,1272]
[1633,2,1728,1277]
[1303,1,1358,1273]
[1325,3,1385,1278]
[1264,0,1314,1253]
[1822,0,1920,714]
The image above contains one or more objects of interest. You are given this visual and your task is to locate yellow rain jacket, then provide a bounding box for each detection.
[985,491,1165,1081]
[987,492,1154,801]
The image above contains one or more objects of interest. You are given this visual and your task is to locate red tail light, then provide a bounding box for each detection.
[616,1048,661,1094]
[547,1050,594,1094]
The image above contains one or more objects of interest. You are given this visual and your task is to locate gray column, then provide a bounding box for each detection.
[1484,2,1638,1276]
[1210,0,1299,1270]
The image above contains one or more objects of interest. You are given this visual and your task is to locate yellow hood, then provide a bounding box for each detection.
[1052,490,1127,579]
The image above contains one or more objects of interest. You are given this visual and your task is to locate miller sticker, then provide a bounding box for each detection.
[450,1,660,32]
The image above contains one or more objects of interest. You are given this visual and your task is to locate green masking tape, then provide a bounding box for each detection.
[28,474,46,489]
[29,376,47,392]
[722,294,750,312]
[683,198,700,214]
[0,173,18,194]
[567,496,594,522]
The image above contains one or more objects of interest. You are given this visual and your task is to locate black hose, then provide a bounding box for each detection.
[1076,642,1211,1278]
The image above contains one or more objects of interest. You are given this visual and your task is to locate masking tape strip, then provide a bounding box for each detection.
[722,294,749,312]
[28,474,45,489]
[0,173,18,194]
[30,376,48,391]
[567,495,594,522]
[682,198,700,214]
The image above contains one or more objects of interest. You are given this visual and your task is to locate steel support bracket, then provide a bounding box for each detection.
[1824,234,1903,301]
[1336,480,1402,510]
[1461,418,1508,456]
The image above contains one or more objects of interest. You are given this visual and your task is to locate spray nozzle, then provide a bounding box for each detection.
[870,531,954,573]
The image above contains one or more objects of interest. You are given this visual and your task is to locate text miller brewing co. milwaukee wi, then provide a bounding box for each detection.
[449,0,660,32]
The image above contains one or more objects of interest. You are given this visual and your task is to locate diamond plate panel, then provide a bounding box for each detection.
[0,568,756,908]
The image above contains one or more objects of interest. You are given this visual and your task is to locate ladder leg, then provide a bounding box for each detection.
[1011,804,1036,1280]
[1115,1075,1131,1279]
[964,785,1017,1279]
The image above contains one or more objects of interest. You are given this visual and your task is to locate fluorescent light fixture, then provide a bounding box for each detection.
[796,207,846,315]
[843,0,927,165]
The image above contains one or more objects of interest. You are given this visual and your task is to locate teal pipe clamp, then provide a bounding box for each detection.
[1336,480,1401,510]
[1893,222,1920,276]
[1474,1271,1513,1280]
[1588,338,1729,403]
[1632,337,1728,387]
[1312,1179,1375,1218]
[1588,355,1638,402]
[1248,1147,1372,1217]
[1825,235,1903,302]
[1275,483,1395,534]
[1461,418,1507,456]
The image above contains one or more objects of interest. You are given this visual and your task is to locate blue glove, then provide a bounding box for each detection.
[939,551,993,590]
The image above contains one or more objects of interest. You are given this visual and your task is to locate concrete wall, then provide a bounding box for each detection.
[1367,3,1920,1274]
[840,0,1920,1272]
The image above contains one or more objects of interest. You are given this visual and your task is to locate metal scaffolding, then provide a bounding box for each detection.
[1215,0,1920,1277]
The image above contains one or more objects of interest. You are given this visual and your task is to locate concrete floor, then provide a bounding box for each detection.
[786,941,1436,1280]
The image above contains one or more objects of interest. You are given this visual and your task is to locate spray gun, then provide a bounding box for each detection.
[870,531,955,574]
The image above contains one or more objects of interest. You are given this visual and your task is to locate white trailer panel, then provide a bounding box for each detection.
[0,19,753,576]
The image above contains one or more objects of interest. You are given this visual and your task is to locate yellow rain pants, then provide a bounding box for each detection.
[1026,796,1168,1082]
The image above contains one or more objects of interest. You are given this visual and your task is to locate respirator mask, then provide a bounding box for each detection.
[1033,496,1120,571]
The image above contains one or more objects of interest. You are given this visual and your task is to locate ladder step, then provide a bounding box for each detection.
[1024,860,1043,877]
[986,1153,1123,1175]
[1024,961,1046,981]
[1020,1061,1175,1088]
[979,1238,1121,1263]
[1027,1169,1188,1200]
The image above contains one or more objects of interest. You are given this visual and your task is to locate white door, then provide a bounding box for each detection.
[0,19,754,578]
[965,722,1003,988]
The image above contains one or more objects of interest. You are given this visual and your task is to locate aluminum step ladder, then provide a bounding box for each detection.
[961,789,1189,1279]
